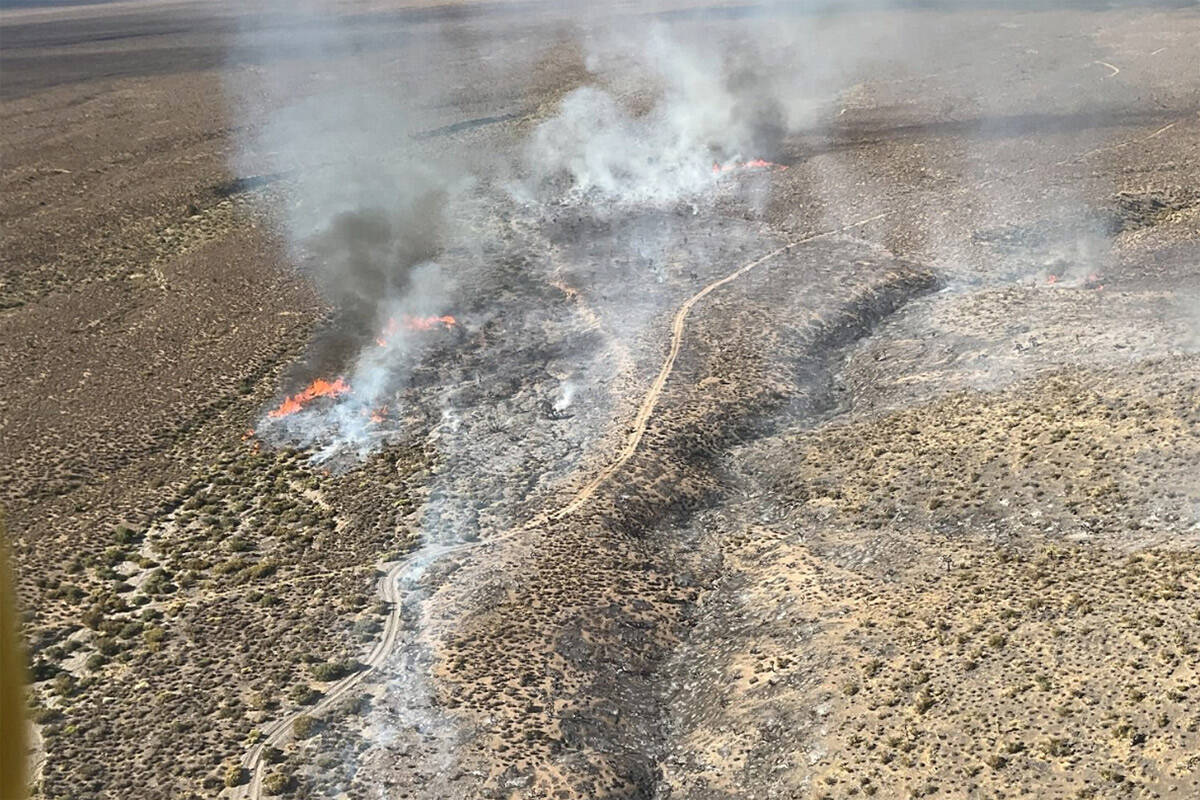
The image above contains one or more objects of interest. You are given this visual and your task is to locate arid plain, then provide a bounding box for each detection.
[3,1,1199,799]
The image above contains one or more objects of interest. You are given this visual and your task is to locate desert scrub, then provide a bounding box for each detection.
[248,561,278,580]
[224,765,248,788]
[289,684,321,705]
[1042,737,1073,757]
[292,714,320,739]
[310,659,360,682]
[263,771,293,794]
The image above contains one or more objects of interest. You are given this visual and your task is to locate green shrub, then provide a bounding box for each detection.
[353,617,381,637]
[31,707,63,725]
[215,557,248,575]
[310,659,360,682]
[28,659,60,682]
[80,606,105,630]
[94,637,121,657]
[289,684,321,706]
[52,674,76,697]
[263,772,292,794]
[292,714,320,739]
[114,525,140,545]
[223,765,248,788]
[102,547,128,566]
[226,536,253,553]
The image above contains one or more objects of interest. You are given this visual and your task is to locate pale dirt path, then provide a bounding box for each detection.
[232,541,473,799]
[551,211,891,520]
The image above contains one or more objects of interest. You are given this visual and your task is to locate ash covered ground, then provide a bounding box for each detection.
[3,2,1200,799]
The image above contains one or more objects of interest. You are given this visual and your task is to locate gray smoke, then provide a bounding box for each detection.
[519,5,904,209]
[521,25,778,207]
[227,0,467,450]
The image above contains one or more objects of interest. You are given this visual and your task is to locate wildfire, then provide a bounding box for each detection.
[375,314,457,347]
[263,313,457,424]
[713,159,788,175]
[403,314,457,331]
[267,376,351,419]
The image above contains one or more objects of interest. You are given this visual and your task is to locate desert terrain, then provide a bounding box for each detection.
[2,1,1199,799]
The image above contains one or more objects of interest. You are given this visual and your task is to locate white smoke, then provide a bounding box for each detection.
[226,0,472,455]
[553,380,577,413]
[522,23,773,207]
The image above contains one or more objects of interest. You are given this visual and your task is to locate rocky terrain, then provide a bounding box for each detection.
[3,2,1198,800]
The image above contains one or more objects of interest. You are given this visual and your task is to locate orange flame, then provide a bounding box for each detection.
[267,376,351,419]
[375,315,457,347]
[713,159,787,175]
[402,314,457,331]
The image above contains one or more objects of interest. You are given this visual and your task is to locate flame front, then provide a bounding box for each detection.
[713,159,788,175]
[402,314,457,331]
[376,314,457,347]
[266,314,457,425]
[267,376,351,419]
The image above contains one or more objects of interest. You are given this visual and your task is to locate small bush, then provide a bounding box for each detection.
[114,525,140,545]
[143,626,166,648]
[1043,738,1073,757]
[52,674,76,698]
[263,772,293,795]
[226,536,253,553]
[31,707,63,725]
[28,660,60,682]
[94,637,121,657]
[224,765,249,788]
[310,659,360,683]
[289,684,321,706]
[292,714,320,739]
[80,606,105,630]
[353,617,381,637]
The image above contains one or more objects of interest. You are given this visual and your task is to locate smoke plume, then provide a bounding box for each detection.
[227,0,466,451]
